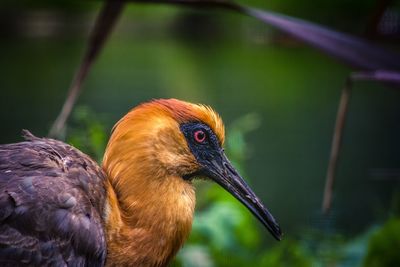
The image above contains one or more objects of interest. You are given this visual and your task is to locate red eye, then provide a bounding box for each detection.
[194,130,206,143]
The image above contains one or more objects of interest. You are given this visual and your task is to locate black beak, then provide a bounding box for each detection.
[203,152,282,241]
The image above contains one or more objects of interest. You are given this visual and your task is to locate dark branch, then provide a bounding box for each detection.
[322,70,400,213]
[48,0,125,138]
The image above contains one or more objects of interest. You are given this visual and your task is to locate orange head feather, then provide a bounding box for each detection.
[103,98,225,182]
[102,99,226,266]
[143,99,225,145]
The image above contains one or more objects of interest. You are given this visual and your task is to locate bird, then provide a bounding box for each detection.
[0,98,281,267]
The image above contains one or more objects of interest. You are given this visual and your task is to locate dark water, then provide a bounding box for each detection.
[1,31,400,238]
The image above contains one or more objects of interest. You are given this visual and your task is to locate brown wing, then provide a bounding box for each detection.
[0,131,107,266]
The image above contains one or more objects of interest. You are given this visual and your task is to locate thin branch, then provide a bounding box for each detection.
[48,0,125,138]
[322,69,400,214]
[322,78,352,214]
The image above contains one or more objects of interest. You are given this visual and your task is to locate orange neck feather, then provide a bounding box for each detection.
[102,101,200,266]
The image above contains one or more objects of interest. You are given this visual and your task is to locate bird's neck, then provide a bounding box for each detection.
[102,171,195,267]
[101,111,199,266]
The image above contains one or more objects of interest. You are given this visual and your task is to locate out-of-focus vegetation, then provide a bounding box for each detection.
[363,218,400,267]
[67,106,108,162]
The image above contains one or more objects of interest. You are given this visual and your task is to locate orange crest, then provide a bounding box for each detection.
[134,99,225,145]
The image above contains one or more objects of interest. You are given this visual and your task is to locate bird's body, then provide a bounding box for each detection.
[0,133,107,266]
[0,99,281,266]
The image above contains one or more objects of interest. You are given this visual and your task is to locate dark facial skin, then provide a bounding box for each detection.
[180,122,282,241]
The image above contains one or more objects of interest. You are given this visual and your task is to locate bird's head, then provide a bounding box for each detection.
[103,99,281,241]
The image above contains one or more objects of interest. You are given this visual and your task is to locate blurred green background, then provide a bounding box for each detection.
[1,0,400,266]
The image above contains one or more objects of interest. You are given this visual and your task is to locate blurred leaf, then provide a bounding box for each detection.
[302,227,347,266]
[127,0,400,71]
[260,238,313,267]
[363,218,400,267]
[226,113,261,162]
[235,4,400,70]
[66,106,108,162]
[341,227,377,267]
[192,202,254,250]
[176,245,214,267]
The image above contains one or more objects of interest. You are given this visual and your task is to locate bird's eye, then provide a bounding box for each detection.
[194,130,206,143]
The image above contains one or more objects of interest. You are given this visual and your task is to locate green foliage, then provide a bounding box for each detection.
[302,228,346,267]
[66,106,108,162]
[363,218,400,267]
[259,238,312,267]
[225,113,261,165]
[179,203,259,267]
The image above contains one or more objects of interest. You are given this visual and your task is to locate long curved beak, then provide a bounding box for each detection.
[204,152,282,241]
